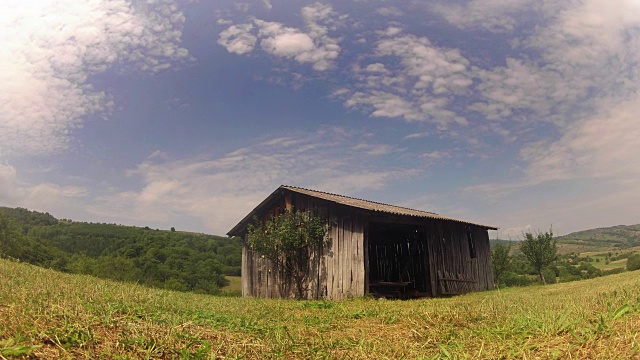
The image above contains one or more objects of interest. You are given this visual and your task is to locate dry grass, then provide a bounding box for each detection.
[2,259,640,359]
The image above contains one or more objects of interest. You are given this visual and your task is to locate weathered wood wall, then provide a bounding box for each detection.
[425,220,494,296]
[241,190,494,299]
[241,193,366,300]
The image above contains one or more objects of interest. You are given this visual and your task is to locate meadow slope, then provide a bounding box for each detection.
[1,259,640,359]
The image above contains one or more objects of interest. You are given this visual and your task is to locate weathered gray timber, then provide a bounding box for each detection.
[228,186,497,300]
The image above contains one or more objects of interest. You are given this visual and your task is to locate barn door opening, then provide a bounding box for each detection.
[367,222,431,299]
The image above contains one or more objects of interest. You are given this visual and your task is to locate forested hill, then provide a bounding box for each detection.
[0,206,242,295]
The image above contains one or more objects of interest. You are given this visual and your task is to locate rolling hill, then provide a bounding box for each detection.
[0,206,242,295]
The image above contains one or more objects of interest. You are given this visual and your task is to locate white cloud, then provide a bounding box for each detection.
[218,23,257,54]
[339,34,471,127]
[464,93,640,238]
[403,132,429,140]
[259,27,315,56]
[220,3,344,71]
[235,3,251,13]
[0,0,189,156]
[90,128,421,234]
[0,162,87,213]
[468,0,640,142]
[522,94,640,184]
[351,143,395,156]
[430,0,536,33]
[420,151,451,162]
[377,26,403,37]
[0,164,18,203]
[470,58,577,123]
[376,7,403,17]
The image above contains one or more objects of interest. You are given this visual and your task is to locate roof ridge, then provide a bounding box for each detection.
[281,185,440,216]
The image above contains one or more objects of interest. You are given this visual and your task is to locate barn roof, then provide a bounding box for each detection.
[227,185,497,236]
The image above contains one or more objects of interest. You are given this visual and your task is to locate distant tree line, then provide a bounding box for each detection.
[492,229,635,288]
[0,207,242,295]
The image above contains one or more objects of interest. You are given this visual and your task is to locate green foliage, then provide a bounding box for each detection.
[0,206,57,231]
[502,271,536,287]
[542,267,557,284]
[520,229,557,284]
[246,210,327,299]
[0,207,242,295]
[0,338,41,357]
[492,241,512,287]
[627,254,640,271]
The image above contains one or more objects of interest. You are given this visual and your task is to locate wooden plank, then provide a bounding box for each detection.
[344,216,352,297]
[337,216,344,299]
[241,246,248,297]
[364,220,370,295]
[328,213,338,299]
[354,216,364,296]
[308,242,317,300]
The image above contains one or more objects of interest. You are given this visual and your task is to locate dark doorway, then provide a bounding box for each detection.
[367,222,431,299]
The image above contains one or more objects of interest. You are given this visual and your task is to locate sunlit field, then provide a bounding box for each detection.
[2,259,640,359]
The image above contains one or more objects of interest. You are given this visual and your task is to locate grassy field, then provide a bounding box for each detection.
[221,275,242,295]
[2,259,640,359]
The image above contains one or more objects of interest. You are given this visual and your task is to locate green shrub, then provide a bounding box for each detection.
[602,268,626,276]
[503,272,535,287]
[626,254,640,271]
[542,268,557,284]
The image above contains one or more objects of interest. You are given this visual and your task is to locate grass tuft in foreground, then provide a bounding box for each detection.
[1,258,640,358]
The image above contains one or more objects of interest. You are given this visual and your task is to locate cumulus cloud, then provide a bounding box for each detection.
[89,128,420,233]
[218,3,344,71]
[257,23,315,56]
[218,23,257,54]
[0,0,189,156]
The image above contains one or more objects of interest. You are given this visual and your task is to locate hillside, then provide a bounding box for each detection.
[0,207,242,295]
[490,224,640,254]
[555,224,640,253]
[1,259,640,358]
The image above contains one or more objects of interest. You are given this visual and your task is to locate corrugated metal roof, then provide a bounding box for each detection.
[281,186,497,229]
[227,185,497,236]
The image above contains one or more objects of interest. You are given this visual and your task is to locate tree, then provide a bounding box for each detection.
[492,241,512,287]
[246,210,327,299]
[520,229,557,284]
[627,254,640,271]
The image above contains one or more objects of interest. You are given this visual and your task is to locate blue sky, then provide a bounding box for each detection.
[2,0,640,238]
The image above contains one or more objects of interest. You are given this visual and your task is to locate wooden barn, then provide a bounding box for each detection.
[227,186,497,300]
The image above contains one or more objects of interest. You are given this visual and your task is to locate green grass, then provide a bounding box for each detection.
[2,259,640,359]
[573,249,640,271]
[221,275,242,294]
